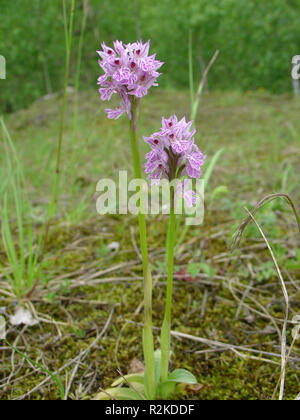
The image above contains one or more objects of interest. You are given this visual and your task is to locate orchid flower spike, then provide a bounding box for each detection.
[144,115,206,206]
[97,40,163,120]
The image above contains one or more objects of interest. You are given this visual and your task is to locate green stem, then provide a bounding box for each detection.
[48,0,75,219]
[160,194,176,382]
[70,0,88,206]
[188,29,194,111]
[27,0,75,299]
[41,0,75,243]
[129,102,148,274]
[129,99,155,400]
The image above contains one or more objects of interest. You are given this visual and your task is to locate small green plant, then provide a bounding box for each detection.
[256,261,277,283]
[0,1,76,301]
[187,261,216,279]
[285,249,300,271]
[94,349,197,400]
[0,119,46,300]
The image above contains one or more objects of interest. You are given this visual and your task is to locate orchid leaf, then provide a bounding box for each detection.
[167,369,198,384]
[94,387,144,401]
[154,349,162,389]
[111,374,145,388]
[157,381,177,399]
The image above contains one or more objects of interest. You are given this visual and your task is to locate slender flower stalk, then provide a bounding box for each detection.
[129,99,148,272]
[129,99,155,398]
[160,193,176,381]
[144,115,206,382]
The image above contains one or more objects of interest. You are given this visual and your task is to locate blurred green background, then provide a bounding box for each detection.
[1,0,300,113]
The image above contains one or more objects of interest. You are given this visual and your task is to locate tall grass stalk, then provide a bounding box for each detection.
[0,1,76,300]
[0,119,45,300]
[232,193,300,400]
[188,30,194,111]
[190,49,219,121]
[70,0,88,206]
[244,208,289,401]
[24,0,76,298]
[174,34,221,251]
[44,0,76,232]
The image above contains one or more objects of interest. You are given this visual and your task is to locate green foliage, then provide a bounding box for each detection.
[239,261,277,283]
[190,0,300,92]
[0,118,46,300]
[285,249,300,271]
[1,0,300,112]
[167,368,197,384]
[95,348,198,400]
[0,0,67,112]
[187,262,216,278]
[210,185,228,207]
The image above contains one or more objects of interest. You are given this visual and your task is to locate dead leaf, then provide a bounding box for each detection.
[9,307,38,327]
[177,383,206,393]
[129,358,144,374]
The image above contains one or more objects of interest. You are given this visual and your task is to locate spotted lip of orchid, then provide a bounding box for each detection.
[97,40,163,120]
[144,115,206,206]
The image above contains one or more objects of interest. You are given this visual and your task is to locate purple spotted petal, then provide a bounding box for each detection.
[97,40,163,120]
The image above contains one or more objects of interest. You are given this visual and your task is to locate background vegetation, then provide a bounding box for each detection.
[1,0,300,112]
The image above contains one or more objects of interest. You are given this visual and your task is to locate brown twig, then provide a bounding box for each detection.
[231,193,300,252]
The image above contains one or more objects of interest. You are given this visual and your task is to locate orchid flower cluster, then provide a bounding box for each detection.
[144,115,206,206]
[97,40,163,120]
[96,40,204,400]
